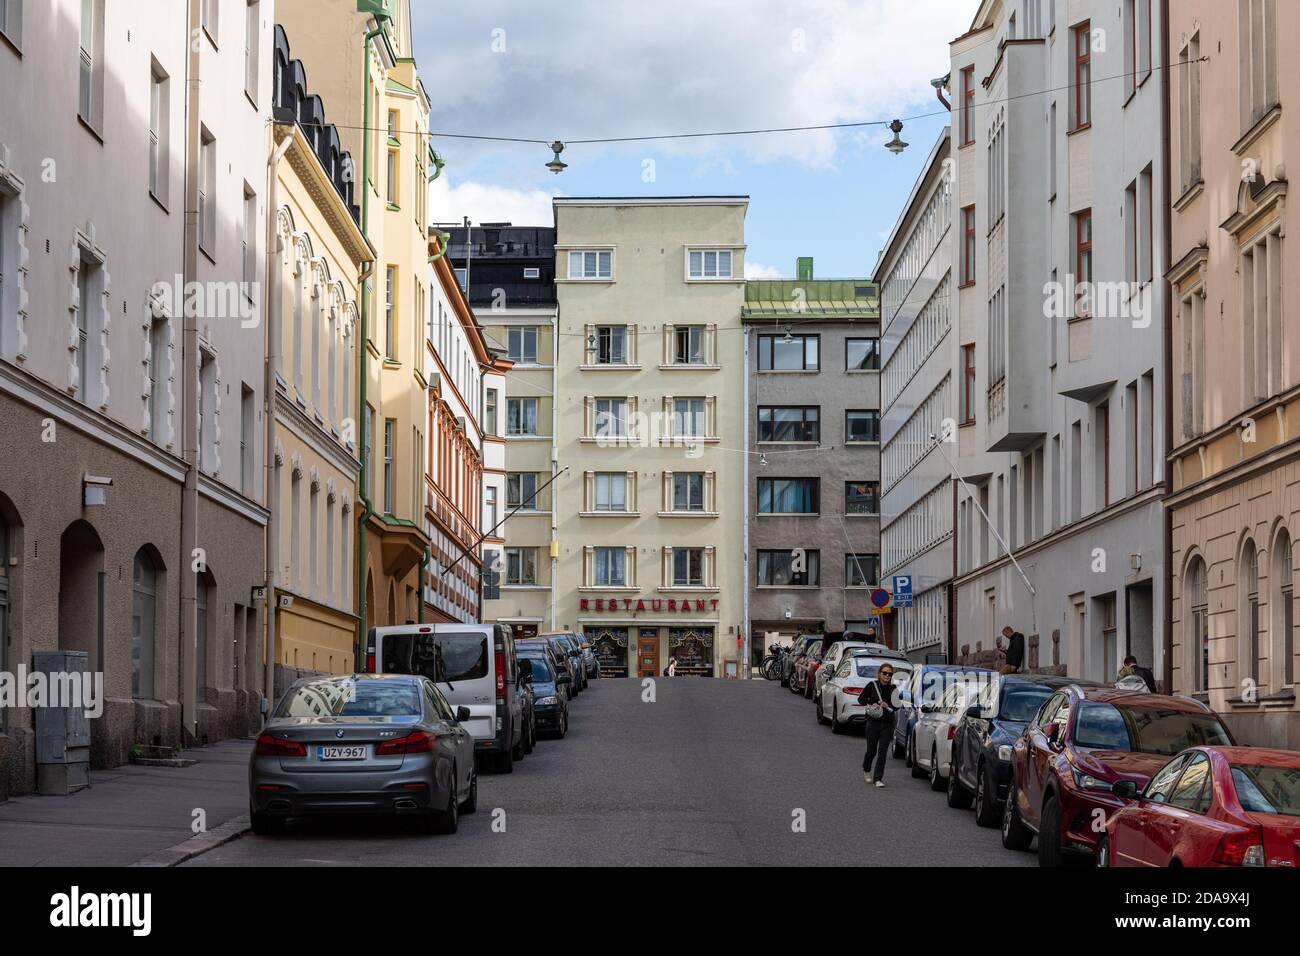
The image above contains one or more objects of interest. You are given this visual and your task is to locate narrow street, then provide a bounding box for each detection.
[188,677,1029,867]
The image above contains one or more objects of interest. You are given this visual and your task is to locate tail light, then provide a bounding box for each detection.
[365,652,376,673]
[845,686,865,695]
[495,649,506,698]
[947,726,957,740]
[377,730,437,756]
[1212,829,1266,867]
[255,732,306,757]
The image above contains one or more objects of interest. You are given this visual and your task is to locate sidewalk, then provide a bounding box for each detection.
[0,738,252,867]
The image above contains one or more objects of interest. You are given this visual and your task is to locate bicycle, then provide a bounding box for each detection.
[760,643,787,681]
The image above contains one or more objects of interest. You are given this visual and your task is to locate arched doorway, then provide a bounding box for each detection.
[59,520,105,669]
[132,547,164,699]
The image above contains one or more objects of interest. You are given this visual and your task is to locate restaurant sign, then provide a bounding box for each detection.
[579,597,720,614]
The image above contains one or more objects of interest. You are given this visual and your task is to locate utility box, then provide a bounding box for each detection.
[33,650,91,795]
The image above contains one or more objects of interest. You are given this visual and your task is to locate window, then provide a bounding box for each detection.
[149,64,169,203]
[383,418,395,514]
[506,326,538,364]
[484,487,498,532]
[757,333,819,371]
[674,325,706,365]
[672,548,705,587]
[387,109,398,140]
[672,398,706,438]
[1272,530,1294,690]
[845,553,879,588]
[567,249,612,280]
[594,325,626,364]
[1242,540,1261,685]
[309,481,319,595]
[592,472,627,512]
[594,398,628,438]
[961,206,976,286]
[1239,0,1278,133]
[758,406,819,443]
[672,473,705,512]
[386,147,398,206]
[523,267,540,279]
[846,338,880,371]
[484,388,498,435]
[757,478,819,515]
[506,397,538,436]
[1187,557,1209,693]
[756,549,819,587]
[148,317,168,443]
[201,0,218,39]
[1179,34,1202,192]
[507,472,538,510]
[961,343,977,424]
[1167,754,1213,814]
[244,1,260,101]
[131,550,157,699]
[364,404,375,499]
[1096,401,1110,509]
[384,266,397,361]
[1241,227,1283,405]
[1072,22,1092,129]
[79,0,103,130]
[1124,0,1152,99]
[1180,289,1205,439]
[198,348,216,471]
[505,547,537,586]
[687,248,732,279]
[960,65,975,146]
[845,481,880,515]
[845,410,880,443]
[593,547,626,586]
[195,572,209,693]
[1073,209,1092,317]
[199,128,216,253]
[240,384,254,495]
[0,0,23,48]
[241,186,257,290]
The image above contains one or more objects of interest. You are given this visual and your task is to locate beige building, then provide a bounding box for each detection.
[553,198,748,678]
[1167,0,1298,747]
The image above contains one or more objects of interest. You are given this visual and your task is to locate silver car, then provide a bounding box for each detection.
[249,674,477,836]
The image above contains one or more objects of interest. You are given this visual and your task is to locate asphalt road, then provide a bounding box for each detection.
[187,675,1034,866]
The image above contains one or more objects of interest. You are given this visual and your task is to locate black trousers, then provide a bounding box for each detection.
[862,714,895,779]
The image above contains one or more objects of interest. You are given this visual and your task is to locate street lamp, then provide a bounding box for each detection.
[884,119,909,155]
[546,140,568,174]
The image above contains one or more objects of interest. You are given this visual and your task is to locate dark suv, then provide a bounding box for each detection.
[1001,685,1234,866]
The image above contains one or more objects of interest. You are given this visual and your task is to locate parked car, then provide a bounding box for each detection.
[544,631,588,693]
[1101,746,1300,867]
[1002,686,1234,865]
[813,639,903,701]
[523,635,579,699]
[781,634,821,687]
[249,673,477,835]
[515,660,537,759]
[789,644,823,697]
[366,623,526,774]
[911,679,982,791]
[892,663,987,762]
[517,649,571,739]
[579,637,600,679]
[947,674,1095,827]
[816,652,914,735]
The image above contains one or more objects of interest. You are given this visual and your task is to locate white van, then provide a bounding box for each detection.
[365,623,525,773]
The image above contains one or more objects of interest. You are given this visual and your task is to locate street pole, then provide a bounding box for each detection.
[440,466,570,582]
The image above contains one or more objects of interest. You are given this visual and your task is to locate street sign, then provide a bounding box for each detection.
[868,588,893,611]
[892,575,914,607]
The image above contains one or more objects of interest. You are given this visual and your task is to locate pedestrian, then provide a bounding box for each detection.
[662,657,677,677]
[858,663,899,788]
[1121,654,1157,693]
[999,627,1025,675]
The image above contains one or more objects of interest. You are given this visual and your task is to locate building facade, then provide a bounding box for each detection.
[947,0,1167,682]
[742,264,883,662]
[448,226,559,638]
[0,0,272,794]
[553,198,747,678]
[877,130,955,663]
[1167,0,1298,747]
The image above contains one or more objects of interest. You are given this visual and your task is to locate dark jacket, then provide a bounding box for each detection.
[856,680,897,721]
[1133,665,1157,693]
[1005,632,1025,669]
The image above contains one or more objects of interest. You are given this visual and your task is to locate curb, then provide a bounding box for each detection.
[129,814,251,867]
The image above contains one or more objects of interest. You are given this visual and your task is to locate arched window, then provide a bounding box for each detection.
[1240,540,1260,686]
[1187,557,1209,692]
[132,549,158,699]
[1272,529,1294,693]
[196,572,210,693]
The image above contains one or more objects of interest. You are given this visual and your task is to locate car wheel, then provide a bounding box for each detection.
[250,803,285,836]
[910,734,926,779]
[1001,780,1034,852]
[460,766,478,814]
[556,712,568,739]
[815,693,828,725]
[1097,835,1111,868]
[512,729,526,761]
[426,770,460,835]
[972,762,998,826]
[891,731,906,760]
[1037,794,1064,867]
[929,746,946,791]
[831,704,847,735]
[524,718,535,755]
[947,761,974,810]
[495,742,515,774]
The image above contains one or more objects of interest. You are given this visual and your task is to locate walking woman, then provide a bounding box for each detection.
[859,663,899,788]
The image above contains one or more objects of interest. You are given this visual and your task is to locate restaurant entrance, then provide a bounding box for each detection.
[637,628,660,677]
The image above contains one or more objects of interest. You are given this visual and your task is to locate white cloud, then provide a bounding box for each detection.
[428,176,556,228]
[745,261,785,280]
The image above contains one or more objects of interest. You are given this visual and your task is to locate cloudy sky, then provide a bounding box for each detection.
[412,0,974,279]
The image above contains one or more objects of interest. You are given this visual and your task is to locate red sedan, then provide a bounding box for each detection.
[1101,746,1300,867]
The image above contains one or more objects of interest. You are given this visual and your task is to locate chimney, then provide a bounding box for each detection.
[796,257,814,281]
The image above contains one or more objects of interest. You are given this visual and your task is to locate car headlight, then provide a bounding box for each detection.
[997,745,1013,762]
[535,696,560,707]
[1072,768,1113,792]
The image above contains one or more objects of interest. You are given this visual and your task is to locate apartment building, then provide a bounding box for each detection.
[267,25,370,679]
[0,0,272,793]
[447,226,558,638]
[948,0,1166,682]
[877,130,955,663]
[553,198,747,677]
[1167,0,1298,748]
[277,0,433,639]
[742,263,883,662]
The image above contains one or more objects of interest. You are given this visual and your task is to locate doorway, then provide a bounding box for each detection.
[637,627,659,677]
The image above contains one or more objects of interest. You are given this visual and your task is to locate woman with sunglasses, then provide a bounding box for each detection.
[857,663,899,788]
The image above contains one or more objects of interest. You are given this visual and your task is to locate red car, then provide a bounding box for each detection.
[1001,686,1234,866]
[1101,746,1300,867]
[790,644,824,698]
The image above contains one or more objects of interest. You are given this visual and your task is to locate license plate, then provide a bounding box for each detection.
[317,745,367,761]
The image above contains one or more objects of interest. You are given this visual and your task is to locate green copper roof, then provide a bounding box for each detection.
[742,279,879,319]
[386,77,417,96]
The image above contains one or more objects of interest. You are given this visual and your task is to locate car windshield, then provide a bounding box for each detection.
[999,684,1054,722]
[1074,703,1233,755]
[380,631,488,683]
[1231,765,1300,817]
[275,679,421,718]
[521,656,554,682]
[853,659,911,680]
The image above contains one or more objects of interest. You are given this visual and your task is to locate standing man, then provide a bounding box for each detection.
[1121,655,1158,692]
[858,663,899,788]
[1000,627,1025,676]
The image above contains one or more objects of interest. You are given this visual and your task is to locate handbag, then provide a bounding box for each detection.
[859,682,885,719]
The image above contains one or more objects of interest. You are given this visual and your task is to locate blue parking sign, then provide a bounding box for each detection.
[892,575,913,607]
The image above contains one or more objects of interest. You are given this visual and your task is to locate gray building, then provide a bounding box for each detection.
[743,263,882,662]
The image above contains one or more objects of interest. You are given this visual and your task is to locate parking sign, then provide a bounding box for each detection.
[892,575,914,607]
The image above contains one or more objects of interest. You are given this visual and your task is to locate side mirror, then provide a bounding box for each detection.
[455,705,471,723]
[965,705,983,720]
[1112,780,1139,800]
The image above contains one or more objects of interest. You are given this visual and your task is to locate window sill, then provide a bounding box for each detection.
[0,28,21,57]
[958,280,976,291]
[505,362,550,370]
[758,369,821,375]
[659,364,720,371]
[1066,123,1091,137]
[843,512,880,518]
[757,440,822,447]
[506,509,551,517]
[579,511,639,518]
[382,359,401,369]
[756,513,820,518]
[78,114,104,144]
[756,585,821,591]
[200,244,216,267]
[658,437,720,446]
[386,203,401,212]
[659,587,720,594]
[1173,180,1205,213]
[580,436,641,445]
[844,441,881,447]
[501,584,548,591]
[657,511,718,519]
[846,369,880,375]
[506,434,549,441]
[245,90,258,112]
[149,191,170,215]
[684,276,741,283]
[579,363,642,371]
[578,586,640,593]
[1232,104,1283,156]
[556,277,615,284]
